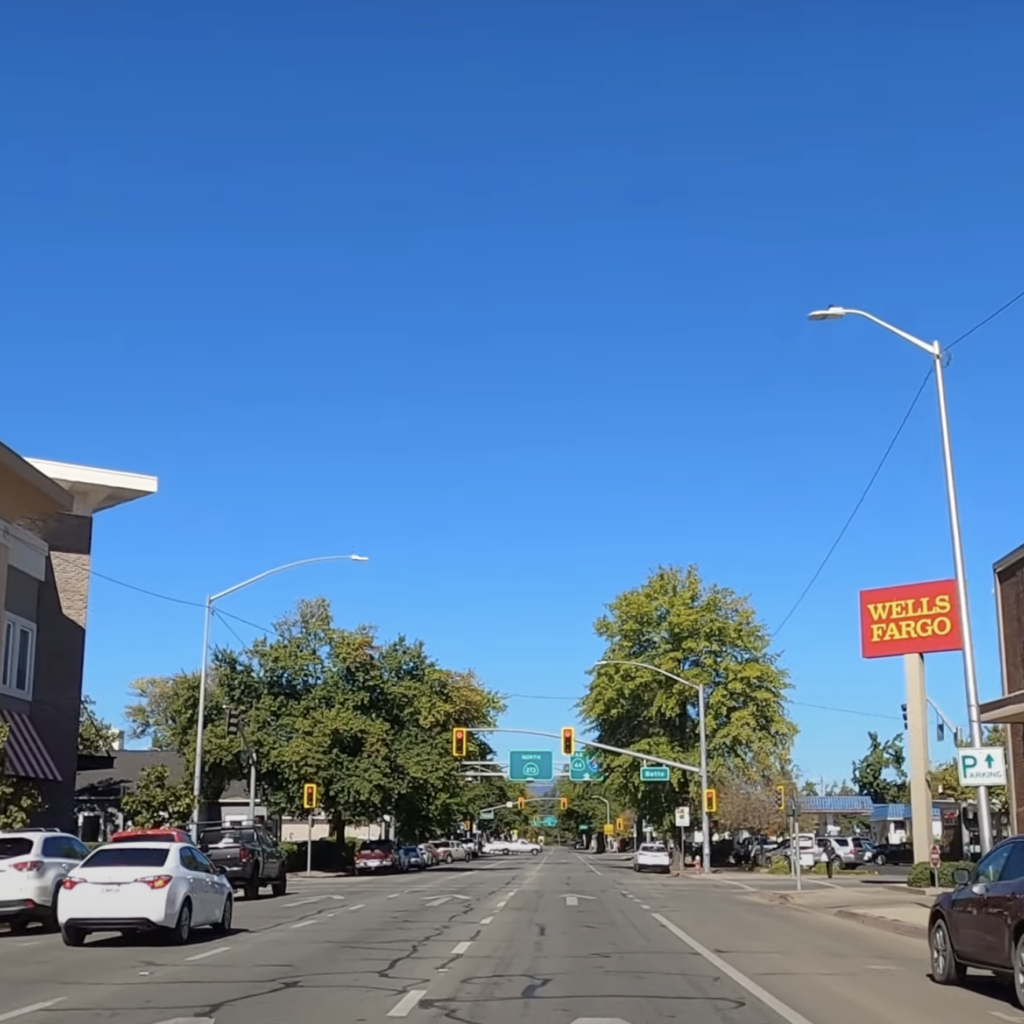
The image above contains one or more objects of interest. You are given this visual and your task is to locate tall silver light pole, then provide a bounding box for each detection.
[191,554,369,836]
[809,306,992,854]
[592,660,710,871]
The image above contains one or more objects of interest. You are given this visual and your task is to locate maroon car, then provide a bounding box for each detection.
[354,839,398,874]
[929,836,1024,1006]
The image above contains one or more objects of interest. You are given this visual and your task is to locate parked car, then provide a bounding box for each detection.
[109,827,195,845]
[818,836,875,869]
[58,841,233,946]
[431,840,468,863]
[419,842,439,866]
[0,829,91,934]
[355,839,399,874]
[634,842,672,873]
[772,834,820,870]
[872,842,914,866]
[198,825,287,898]
[929,836,1024,1005]
[506,838,541,855]
[461,839,477,860]
[483,839,510,855]
[400,846,427,871]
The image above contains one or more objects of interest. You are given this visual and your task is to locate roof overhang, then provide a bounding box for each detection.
[26,459,158,516]
[0,441,74,520]
[980,692,1024,725]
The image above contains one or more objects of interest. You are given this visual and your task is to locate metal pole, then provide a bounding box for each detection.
[248,754,257,822]
[698,683,711,874]
[934,348,993,855]
[191,595,213,837]
[307,813,313,876]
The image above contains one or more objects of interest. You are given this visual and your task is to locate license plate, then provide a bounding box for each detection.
[101,885,121,894]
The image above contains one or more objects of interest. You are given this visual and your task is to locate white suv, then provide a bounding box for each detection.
[0,829,90,933]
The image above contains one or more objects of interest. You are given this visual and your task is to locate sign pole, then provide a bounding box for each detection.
[904,653,934,866]
[307,813,313,876]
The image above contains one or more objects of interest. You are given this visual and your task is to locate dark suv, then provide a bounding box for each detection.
[929,836,1024,1006]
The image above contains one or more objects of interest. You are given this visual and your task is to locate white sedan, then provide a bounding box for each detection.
[58,841,233,946]
[633,843,672,873]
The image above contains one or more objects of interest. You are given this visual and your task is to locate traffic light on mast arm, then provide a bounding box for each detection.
[517,796,526,810]
[561,727,575,756]
[560,797,568,810]
[451,727,468,758]
[774,785,785,810]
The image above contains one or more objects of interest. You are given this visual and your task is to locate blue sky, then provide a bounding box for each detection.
[3,4,1023,785]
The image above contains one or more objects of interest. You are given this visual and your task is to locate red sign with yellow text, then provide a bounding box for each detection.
[859,579,963,659]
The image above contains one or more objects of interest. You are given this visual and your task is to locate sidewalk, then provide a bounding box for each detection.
[754,881,939,940]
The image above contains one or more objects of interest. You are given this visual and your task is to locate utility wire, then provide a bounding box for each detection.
[773,287,1024,638]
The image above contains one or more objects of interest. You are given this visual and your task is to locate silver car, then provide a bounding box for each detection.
[430,840,468,864]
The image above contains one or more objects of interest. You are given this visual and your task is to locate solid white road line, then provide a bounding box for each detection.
[184,945,231,962]
[451,941,472,955]
[284,896,324,907]
[480,916,494,924]
[291,919,316,929]
[576,854,603,876]
[387,991,427,1018]
[653,914,816,1024]
[0,1000,67,1022]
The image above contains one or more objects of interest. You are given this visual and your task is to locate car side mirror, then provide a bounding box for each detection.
[200,844,210,853]
[952,868,971,887]
[217,866,228,876]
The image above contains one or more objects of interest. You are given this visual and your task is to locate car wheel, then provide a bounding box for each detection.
[9,917,29,936]
[444,853,453,864]
[244,872,260,900]
[930,918,965,985]
[61,925,87,947]
[1012,932,1024,1008]
[213,896,233,935]
[44,887,62,933]
[875,853,886,865]
[531,848,539,856]
[168,899,192,945]
[271,870,288,897]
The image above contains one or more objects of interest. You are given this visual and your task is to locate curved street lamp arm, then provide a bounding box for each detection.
[209,554,369,603]
[840,309,939,356]
[592,659,701,693]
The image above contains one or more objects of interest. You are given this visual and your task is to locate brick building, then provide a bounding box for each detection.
[0,440,157,829]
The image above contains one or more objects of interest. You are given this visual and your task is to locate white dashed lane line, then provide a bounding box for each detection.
[284,896,324,907]
[480,916,494,925]
[184,945,231,962]
[0,999,67,1022]
[451,941,472,955]
[387,990,427,1018]
[291,919,316,929]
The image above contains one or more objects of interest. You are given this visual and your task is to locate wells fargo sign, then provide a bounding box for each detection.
[859,579,963,659]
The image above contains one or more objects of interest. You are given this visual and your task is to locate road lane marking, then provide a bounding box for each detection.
[451,940,472,954]
[989,1013,1024,1023]
[653,914,816,1024]
[348,903,366,911]
[284,896,324,907]
[641,904,651,910]
[577,854,603,875]
[291,919,316,929]
[184,946,231,962]
[0,1000,67,1022]
[388,893,400,899]
[495,900,507,908]
[387,991,427,1018]
[480,916,494,924]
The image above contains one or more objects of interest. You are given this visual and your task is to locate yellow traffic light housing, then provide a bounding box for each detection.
[517,796,526,810]
[615,817,624,832]
[775,784,785,810]
[561,726,575,756]
[302,783,319,810]
[704,788,717,815]
[559,797,568,810]
[451,727,468,758]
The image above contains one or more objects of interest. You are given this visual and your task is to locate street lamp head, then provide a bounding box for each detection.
[350,555,370,561]
[807,306,847,321]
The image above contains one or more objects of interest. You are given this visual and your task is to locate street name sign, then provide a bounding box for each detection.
[639,765,671,782]
[957,746,1007,786]
[509,750,554,782]
[478,808,495,820]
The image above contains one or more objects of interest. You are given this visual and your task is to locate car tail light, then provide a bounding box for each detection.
[239,847,250,863]
[137,875,173,889]
[62,876,85,890]
[11,861,43,872]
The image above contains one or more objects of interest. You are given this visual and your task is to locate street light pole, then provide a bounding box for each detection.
[808,306,992,854]
[190,554,369,836]
[592,660,711,872]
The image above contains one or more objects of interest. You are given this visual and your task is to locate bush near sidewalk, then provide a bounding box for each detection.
[906,859,973,888]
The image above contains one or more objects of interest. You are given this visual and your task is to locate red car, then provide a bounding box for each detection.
[355,840,398,874]
[109,828,195,845]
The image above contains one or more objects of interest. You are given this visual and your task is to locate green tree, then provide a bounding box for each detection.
[579,565,797,835]
[851,732,908,804]
[79,694,115,755]
[121,763,194,828]
[0,722,44,828]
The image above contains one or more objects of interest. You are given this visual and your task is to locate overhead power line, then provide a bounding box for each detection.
[773,287,1024,638]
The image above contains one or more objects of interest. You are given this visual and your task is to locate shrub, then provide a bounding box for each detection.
[907,859,974,888]
[767,856,791,875]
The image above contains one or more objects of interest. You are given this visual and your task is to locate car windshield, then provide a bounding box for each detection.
[83,847,170,869]
[0,838,33,859]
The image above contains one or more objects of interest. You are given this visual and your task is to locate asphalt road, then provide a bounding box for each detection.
[0,848,1019,1024]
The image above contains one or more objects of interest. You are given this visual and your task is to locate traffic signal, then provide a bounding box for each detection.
[561,726,575,756]
[517,796,526,810]
[615,817,624,832]
[704,788,717,814]
[560,797,568,810]
[226,708,240,737]
[302,783,319,810]
[451,727,468,757]
[901,704,908,730]
[774,785,785,810]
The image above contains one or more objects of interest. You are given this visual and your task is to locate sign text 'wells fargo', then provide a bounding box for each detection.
[858,579,963,659]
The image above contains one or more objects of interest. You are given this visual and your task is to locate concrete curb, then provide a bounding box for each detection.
[833,908,927,941]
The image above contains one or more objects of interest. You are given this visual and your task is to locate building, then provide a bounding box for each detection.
[0,440,157,830]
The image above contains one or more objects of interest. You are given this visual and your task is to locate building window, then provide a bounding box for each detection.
[1,613,36,699]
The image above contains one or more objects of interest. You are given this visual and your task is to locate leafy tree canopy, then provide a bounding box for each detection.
[851,731,908,804]
[79,694,116,756]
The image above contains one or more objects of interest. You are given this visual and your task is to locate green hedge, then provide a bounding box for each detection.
[907,859,974,888]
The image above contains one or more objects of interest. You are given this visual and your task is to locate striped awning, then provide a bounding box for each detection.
[0,708,62,781]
